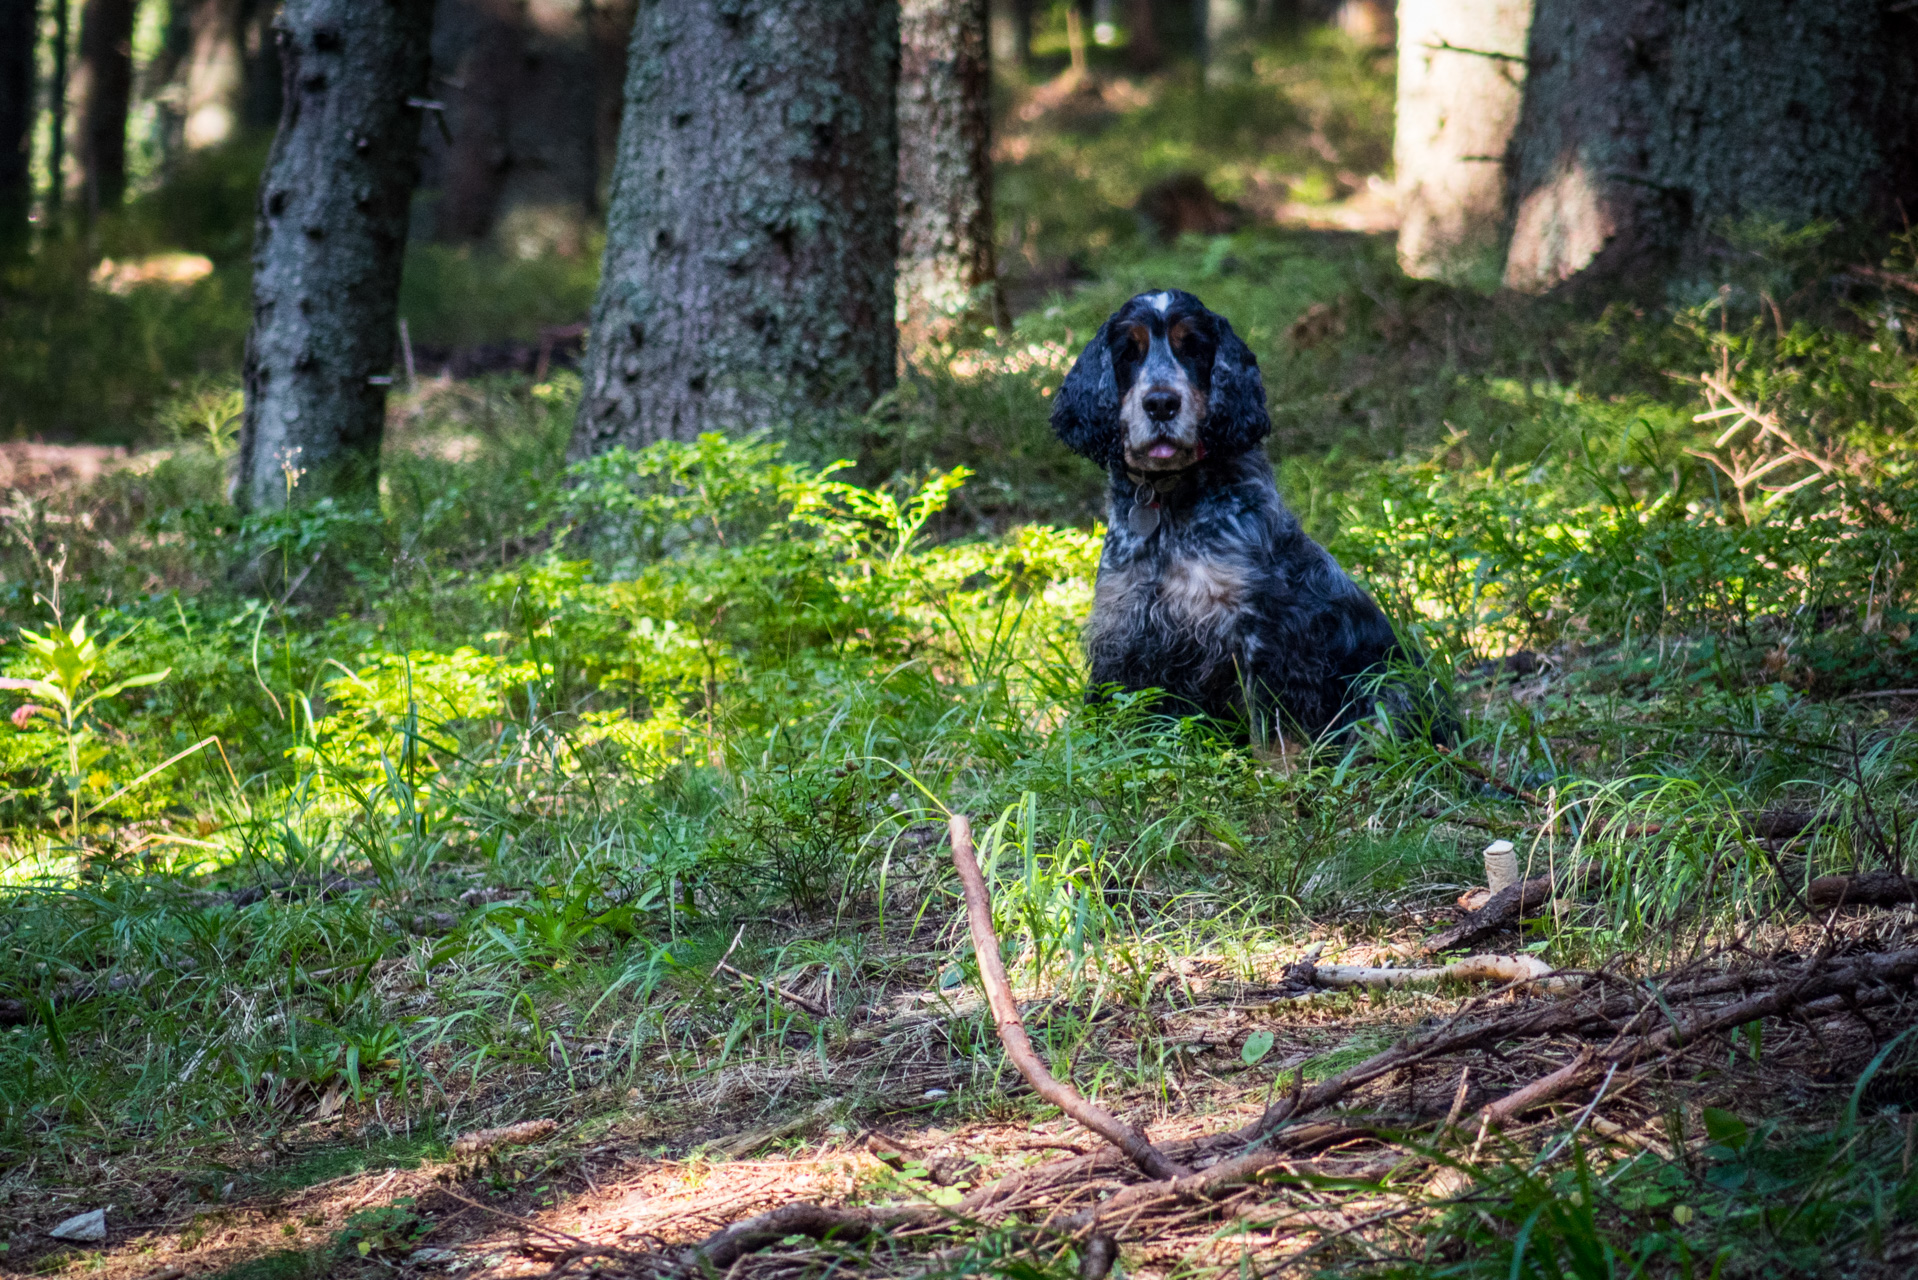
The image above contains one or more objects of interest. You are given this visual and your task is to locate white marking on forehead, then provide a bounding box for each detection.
[1150,292,1170,313]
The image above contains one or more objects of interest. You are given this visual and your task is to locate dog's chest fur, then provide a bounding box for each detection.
[1087,459,1289,675]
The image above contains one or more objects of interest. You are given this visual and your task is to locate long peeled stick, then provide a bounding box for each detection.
[949,814,1189,1181]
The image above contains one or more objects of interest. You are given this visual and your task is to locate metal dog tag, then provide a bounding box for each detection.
[1128,502,1160,537]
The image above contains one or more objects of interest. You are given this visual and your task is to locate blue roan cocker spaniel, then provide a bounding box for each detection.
[1051,288,1444,745]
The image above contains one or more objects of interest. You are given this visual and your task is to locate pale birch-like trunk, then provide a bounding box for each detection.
[1392,0,1531,287]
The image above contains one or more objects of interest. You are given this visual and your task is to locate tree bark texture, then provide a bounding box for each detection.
[898,0,1006,353]
[237,0,436,512]
[75,0,136,215]
[1504,0,1918,294]
[571,0,899,458]
[1393,0,1531,286]
[0,0,33,253]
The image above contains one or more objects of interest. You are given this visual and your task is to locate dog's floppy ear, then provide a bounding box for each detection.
[1203,317,1270,455]
[1050,321,1122,466]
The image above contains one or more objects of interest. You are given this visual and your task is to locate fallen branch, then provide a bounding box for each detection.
[1421,867,1587,956]
[451,1118,558,1156]
[713,1097,840,1159]
[0,972,149,1026]
[950,813,1189,1181]
[716,960,831,1018]
[1473,1047,1596,1128]
[1304,953,1557,992]
[684,1204,887,1270]
[1809,871,1918,908]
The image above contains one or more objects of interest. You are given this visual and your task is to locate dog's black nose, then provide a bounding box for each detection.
[1143,389,1181,422]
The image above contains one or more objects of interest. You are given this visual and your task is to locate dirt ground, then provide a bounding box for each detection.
[13,897,1918,1280]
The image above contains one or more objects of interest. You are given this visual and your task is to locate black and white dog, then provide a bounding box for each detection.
[1051,288,1442,744]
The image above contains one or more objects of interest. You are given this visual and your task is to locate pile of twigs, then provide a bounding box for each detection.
[547,814,1918,1279]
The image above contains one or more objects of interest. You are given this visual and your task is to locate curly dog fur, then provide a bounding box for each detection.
[1051,288,1445,743]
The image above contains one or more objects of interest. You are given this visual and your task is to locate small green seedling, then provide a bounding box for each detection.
[1242,1030,1276,1066]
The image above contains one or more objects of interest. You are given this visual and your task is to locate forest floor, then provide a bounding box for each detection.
[14,880,1918,1280]
[11,36,1918,1280]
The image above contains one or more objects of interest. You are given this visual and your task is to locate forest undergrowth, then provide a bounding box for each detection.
[4,216,1918,1279]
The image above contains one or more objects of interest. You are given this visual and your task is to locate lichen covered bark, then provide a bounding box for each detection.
[898,0,1006,353]
[1506,0,1918,293]
[237,0,435,511]
[571,0,899,457]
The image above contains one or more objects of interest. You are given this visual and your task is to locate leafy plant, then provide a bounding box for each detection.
[1,614,171,838]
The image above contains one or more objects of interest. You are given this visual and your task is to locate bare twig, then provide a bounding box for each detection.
[716,960,831,1018]
[1849,265,1918,296]
[710,923,831,1017]
[949,813,1190,1181]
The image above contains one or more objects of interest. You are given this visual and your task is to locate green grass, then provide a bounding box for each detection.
[4,25,1918,1277]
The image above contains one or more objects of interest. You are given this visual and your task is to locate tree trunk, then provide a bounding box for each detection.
[570,0,898,458]
[236,0,436,512]
[989,0,1030,71]
[0,0,33,254]
[429,0,527,243]
[898,0,1006,354]
[1392,0,1531,286]
[75,0,135,216]
[1200,0,1245,87]
[1504,0,1918,294]
[237,0,281,132]
[178,0,244,149]
[1125,0,1159,74]
[47,0,68,218]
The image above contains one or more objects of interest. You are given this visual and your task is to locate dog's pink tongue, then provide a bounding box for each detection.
[1148,443,1179,459]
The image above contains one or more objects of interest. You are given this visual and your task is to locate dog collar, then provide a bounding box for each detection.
[1122,442,1205,494]
[1123,468,1188,494]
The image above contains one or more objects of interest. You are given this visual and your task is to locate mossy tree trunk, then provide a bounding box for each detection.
[0,0,33,254]
[75,0,136,216]
[898,0,1006,354]
[236,0,436,512]
[1504,0,1918,293]
[570,0,899,457]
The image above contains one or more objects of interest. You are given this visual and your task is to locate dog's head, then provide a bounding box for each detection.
[1050,289,1269,472]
